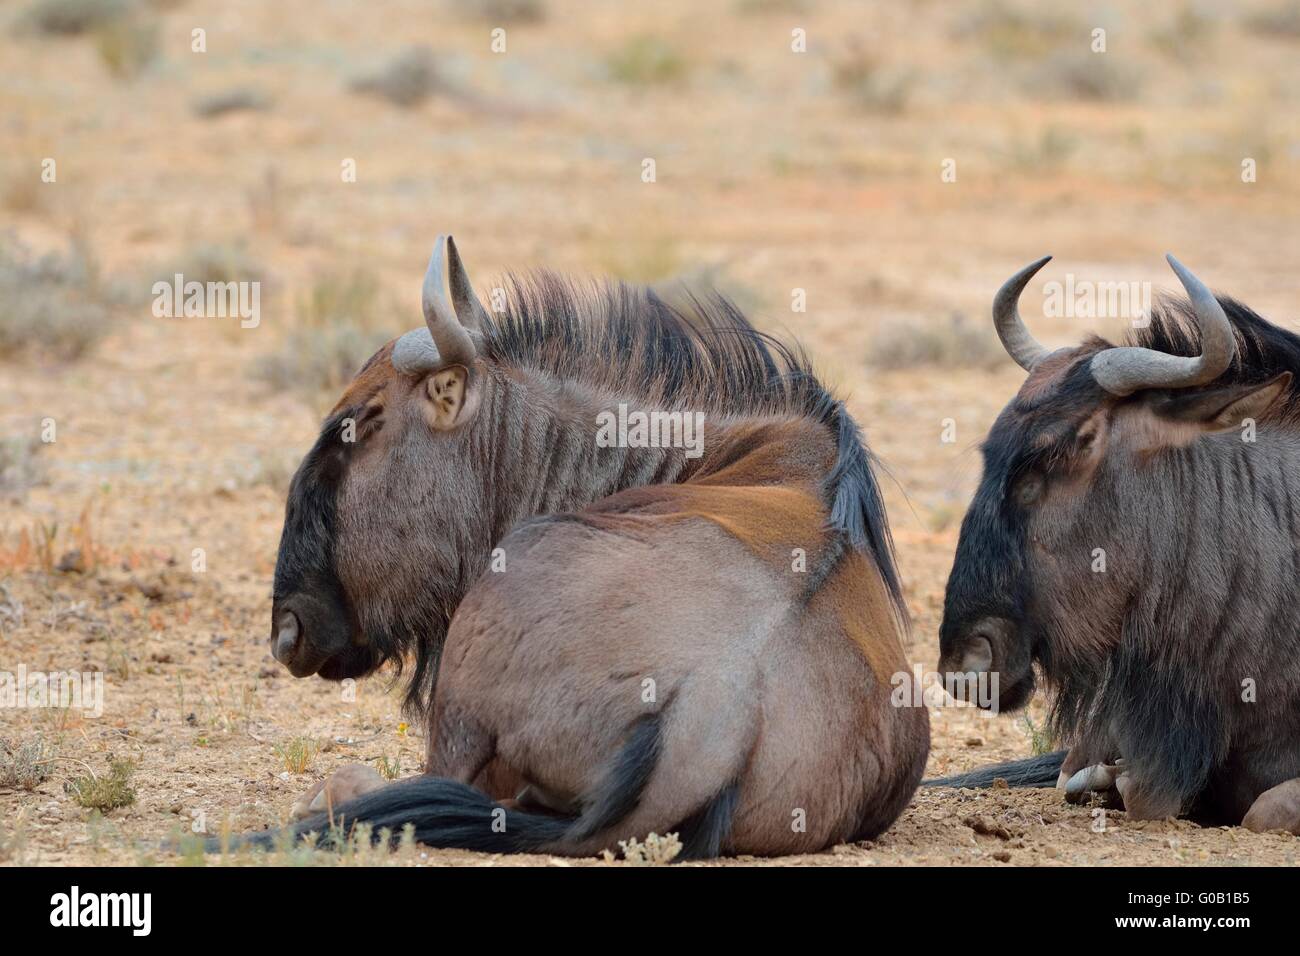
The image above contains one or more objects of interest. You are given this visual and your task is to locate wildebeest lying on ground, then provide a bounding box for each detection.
[931,254,1300,835]
[232,236,929,858]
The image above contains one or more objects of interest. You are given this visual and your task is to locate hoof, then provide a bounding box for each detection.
[290,764,387,822]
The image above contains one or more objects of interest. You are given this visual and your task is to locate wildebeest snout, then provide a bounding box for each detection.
[937,616,1034,711]
[269,594,353,679]
[272,610,300,667]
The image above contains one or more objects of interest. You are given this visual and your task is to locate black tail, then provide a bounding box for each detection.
[922,750,1067,789]
[209,714,728,859]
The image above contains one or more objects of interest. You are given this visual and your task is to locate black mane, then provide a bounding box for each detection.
[479,270,905,616]
[1121,294,1300,421]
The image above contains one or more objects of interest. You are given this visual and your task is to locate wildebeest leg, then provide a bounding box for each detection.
[289,710,496,823]
[1113,769,1183,820]
[1241,778,1300,834]
[1062,757,1181,819]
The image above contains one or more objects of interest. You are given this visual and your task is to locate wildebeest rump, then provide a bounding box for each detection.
[237,236,929,857]
[934,254,1300,833]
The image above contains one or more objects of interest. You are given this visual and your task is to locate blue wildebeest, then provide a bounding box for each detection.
[238,236,929,857]
[931,254,1300,834]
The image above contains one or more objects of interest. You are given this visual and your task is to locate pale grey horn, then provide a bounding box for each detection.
[446,236,490,332]
[1089,254,1236,397]
[392,235,481,376]
[993,256,1053,371]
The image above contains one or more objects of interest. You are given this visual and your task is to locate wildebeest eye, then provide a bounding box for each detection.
[1013,472,1044,508]
[351,404,385,439]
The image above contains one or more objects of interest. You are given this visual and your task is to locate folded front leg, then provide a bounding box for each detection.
[1242,778,1300,835]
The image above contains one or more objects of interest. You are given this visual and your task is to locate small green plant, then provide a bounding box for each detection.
[67,757,137,811]
[605,35,689,87]
[93,13,159,79]
[374,754,401,780]
[1021,715,1056,756]
[275,737,319,774]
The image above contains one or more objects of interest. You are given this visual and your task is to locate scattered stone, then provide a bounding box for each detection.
[963,815,1012,840]
[57,550,87,573]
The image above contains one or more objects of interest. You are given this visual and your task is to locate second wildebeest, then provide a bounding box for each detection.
[237,236,929,858]
[932,254,1300,834]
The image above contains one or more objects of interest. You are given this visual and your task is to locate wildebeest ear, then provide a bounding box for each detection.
[425,366,476,430]
[1153,371,1292,431]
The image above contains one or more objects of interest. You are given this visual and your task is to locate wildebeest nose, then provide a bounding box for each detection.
[958,634,994,674]
[272,611,301,665]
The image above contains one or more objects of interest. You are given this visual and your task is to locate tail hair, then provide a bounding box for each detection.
[207,713,734,860]
[922,750,1068,789]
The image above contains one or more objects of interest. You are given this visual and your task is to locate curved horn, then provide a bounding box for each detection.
[993,256,1053,371]
[1089,254,1236,397]
[392,235,481,376]
[421,234,478,370]
[446,236,490,332]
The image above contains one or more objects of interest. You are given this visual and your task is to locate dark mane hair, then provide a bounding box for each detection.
[478,270,905,615]
[1118,294,1300,422]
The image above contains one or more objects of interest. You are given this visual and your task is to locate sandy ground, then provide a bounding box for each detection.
[2,0,1299,865]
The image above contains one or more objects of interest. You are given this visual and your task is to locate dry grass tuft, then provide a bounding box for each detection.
[0,235,116,361]
[605,35,690,87]
[93,11,159,79]
[17,0,131,37]
[0,736,58,791]
[605,831,682,864]
[866,313,1006,371]
[0,437,49,496]
[67,757,137,811]
[1246,1,1300,39]
[274,737,319,774]
[830,39,915,114]
[455,0,545,23]
[349,47,444,108]
[251,268,390,399]
[191,87,272,119]
[161,240,267,286]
